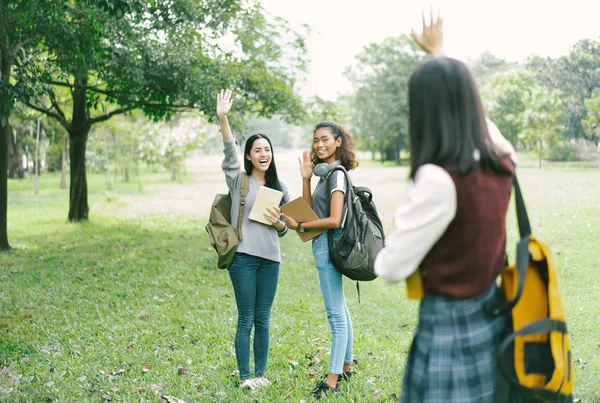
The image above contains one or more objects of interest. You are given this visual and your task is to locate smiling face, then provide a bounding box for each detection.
[313,127,342,164]
[246,138,272,172]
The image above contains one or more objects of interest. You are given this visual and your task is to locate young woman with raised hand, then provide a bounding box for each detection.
[216,89,291,390]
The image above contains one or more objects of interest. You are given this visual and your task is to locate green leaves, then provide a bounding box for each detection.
[345,35,425,164]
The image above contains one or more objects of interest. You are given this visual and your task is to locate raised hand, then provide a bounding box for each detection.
[298,150,313,180]
[216,89,233,118]
[411,8,444,57]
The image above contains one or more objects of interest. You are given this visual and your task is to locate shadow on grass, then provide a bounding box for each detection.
[1,215,238,402]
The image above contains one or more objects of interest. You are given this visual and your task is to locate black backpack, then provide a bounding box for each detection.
[326,166,385,284]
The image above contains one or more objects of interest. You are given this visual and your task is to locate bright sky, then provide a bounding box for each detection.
[260,0,600,101]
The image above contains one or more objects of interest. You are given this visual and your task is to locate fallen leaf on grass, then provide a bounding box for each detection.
[290,381,296,388]
[139,311,149,319]
[216,392,226,397]
[309,357,321,366]
[177,365,191,375]
[3,262,13,267]
[373,391,382,401]
[284,390,293,399]
[78,376,87,381]
[133,387,145,393]
[288,358,298,367]
[112,369,126,376]
[230,370,239,377]
[111,384,120,392]
[142,364,153,373]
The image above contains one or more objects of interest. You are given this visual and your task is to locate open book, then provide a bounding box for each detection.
[280,197,324,242]
[248,186,284,226]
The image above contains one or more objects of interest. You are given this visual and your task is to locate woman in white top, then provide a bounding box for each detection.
[374,15,517,403]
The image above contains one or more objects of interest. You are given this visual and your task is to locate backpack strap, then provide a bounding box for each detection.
[487,174,531,317]
[236,173,250,240]
[326,167,364,303]
[325,165,352,241]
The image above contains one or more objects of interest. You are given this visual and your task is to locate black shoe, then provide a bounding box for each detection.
[312,381,340,400]
[340,370,352,382]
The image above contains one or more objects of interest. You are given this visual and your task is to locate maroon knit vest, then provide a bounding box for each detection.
[420,159,514,298]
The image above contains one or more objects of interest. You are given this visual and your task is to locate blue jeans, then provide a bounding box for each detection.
[228,253,280,380]
[312,230,353,374]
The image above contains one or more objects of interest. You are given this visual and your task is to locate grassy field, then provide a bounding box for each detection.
[1,157,600,402]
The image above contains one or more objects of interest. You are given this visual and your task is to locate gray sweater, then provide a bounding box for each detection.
[222,140,291,263]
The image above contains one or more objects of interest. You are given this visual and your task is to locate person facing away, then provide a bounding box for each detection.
[373,14,517,403]
[216,89,291,390]
[281,121,358,399]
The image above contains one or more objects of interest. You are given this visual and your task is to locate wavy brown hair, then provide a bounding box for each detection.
[311,121,358,171]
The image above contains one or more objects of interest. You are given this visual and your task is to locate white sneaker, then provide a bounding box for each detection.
[252,377,271,388]
[240,379,255,390]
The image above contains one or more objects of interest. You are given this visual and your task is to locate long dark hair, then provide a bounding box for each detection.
[311,121,358,171]
[408,57,508,179]
[243,133,282,191]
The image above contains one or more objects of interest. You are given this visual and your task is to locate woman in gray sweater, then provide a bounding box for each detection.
[216,89,291,390]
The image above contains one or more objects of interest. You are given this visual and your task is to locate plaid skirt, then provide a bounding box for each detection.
[400,284,507,403]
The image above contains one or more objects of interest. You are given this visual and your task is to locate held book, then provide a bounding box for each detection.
[248,186,284,226]
[280,197,324,242]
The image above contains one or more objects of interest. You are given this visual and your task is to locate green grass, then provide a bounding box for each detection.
[1,162,600,402]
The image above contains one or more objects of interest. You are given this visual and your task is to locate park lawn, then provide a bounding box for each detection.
[1,163,600,402]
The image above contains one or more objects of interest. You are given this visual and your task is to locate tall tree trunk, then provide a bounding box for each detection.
[61,136,67,189]
[34,119,40,194]
[104,132,112,191]
[68,79,91,222]
[0,45,12,251]
[394,134,401,166]
[539,133,543,169]
[7,124,24,179]
[68,129,89,221]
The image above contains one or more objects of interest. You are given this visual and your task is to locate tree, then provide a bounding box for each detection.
[24,0,307,222]
[582,95,600,146]
[520,85,564,169]
[527,40,600,142]
[345,35,424,164]
[484,69,533,146]
[0,0,62,250]
[468,51,518,91]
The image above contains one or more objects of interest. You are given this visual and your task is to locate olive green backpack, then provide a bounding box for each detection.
[205,173,250,269]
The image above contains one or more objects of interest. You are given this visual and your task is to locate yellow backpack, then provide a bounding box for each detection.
[486,176,574,402]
